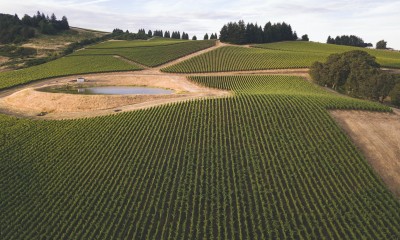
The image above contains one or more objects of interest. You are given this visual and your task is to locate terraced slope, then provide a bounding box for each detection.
[74,40,216,67]
[1,75,399,239]
[0,55,142,90]
[254,41,400,68]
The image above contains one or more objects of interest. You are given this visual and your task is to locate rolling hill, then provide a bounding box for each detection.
[0,37,399,239]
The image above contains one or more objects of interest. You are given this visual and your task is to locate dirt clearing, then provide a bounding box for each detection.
[330,109,400,198]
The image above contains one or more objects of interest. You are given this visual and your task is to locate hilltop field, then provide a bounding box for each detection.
[0,27,108,72]
[1,37,400,239]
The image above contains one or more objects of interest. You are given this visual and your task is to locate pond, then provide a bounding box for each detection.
[39,86,174,95]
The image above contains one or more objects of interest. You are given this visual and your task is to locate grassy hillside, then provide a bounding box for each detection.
[74,39,216,67]
[1,75,398,239]
[0,27,108,71]
[163,42,400,73]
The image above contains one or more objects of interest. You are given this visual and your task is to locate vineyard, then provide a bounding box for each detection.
[162,46,327,73]
[87,38,186,49]
[74,40,216,67]
[0,55,142,90]
[1,75,399,239]
[253,41,400,68]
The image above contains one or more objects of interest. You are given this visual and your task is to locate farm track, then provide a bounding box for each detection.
[113,55,149,69]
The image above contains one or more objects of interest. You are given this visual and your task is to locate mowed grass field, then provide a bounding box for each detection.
[1,75,399,239]
[74,39,216,67]
[162,41,400,73]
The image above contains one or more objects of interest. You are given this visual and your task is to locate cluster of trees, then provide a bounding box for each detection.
[112,28,213,41]
[390,83,400,107]
[204,33,218,40]
[310,50,397,103]
[152,30,164,37]
[126,29,192,40]
[21,11,69,34]
[376,40,387,49]
[0,12,69,43]
[182,32,190,40]
[327,35,372,48]
[171,31,181,39]
[110,28,149,40]
[219,20,302,44]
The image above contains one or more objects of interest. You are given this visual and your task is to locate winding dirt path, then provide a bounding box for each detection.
[114,55,149,69]
[153,40,226,70]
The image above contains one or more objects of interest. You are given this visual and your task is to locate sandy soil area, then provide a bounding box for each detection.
[0,73,230,119]
[330,109,400,198]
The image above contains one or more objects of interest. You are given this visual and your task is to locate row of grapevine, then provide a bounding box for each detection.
[1,75,399,239]
[0,55,142,91]
[162,46,327,73]
[189,75,392,112]
[88,38,187,49]
[74,40,216,67]
[253,41,400,68]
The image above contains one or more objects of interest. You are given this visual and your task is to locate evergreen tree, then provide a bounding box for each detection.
[204,33,209,40]
[148,30,153,37]
[220,25,228,42]
[50,13,57,23]
[192,35,197,40]
[60,16,69,30]
[220,20,302,44]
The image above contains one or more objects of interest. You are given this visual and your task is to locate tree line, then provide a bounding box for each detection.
[219,20,307,44]
[203,33,218,40]
[112,28,215,41]
[310,50,399,104]
[0,11,69,43]
[327,35,372,48]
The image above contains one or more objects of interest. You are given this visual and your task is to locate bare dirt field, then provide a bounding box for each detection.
[0,73,230,120]
[330,109,400,198]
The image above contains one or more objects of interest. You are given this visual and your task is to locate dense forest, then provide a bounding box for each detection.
[219,20,301,44]
[327,35,372,48]
[0,11,69,44]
